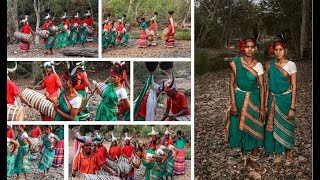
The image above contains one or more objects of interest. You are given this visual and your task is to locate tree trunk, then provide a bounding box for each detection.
[300,0,309,58]
[32,61,44,85]
[87,0,94,20]
[127,0,133,18]
[62,47,98,57]
[7,0,19,33]
[134,0,141,23]
[34,0,41,44]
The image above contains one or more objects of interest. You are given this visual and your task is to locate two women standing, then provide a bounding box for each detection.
[227,38,297,172]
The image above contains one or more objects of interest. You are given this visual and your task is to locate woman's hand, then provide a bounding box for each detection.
[259,109,266,122]
[230,103,237,116]
[287,109,295,120]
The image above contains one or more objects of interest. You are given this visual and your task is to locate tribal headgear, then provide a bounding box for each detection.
[76,61,86,71]
[147,126,159,136]
[44,9,51,20]
[164,76,176,92]
[269,34,288,54]
[61,9,68,19]
[111,132,118,142]
[84,7,91,16]
[150,12,158,21]
[7,61,17,80]
[21,15,28,23]
[109,66,122,78]
[238,38,256,53]
[43,61,62,74]
[121,14,126,23]
[124,132,132,141]
[80,138,93,147]
[74,12,80,19]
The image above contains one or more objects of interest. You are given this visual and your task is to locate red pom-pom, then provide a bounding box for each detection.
[269,44,275,54]
[238,40,245,53]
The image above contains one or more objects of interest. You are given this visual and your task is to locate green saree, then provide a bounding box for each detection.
[56,24,69,48]
[142,148,162,180]
[7,145,15,177]
[14,135,30,174]
[45,26,57,49]
[119,33,129,46]
[107,29,116,47]
[77,24,88,45]
[264,60,294,153]
[68,25,78,46]
[228,57,264,154]
[161,148,174,177]
[54,89,80,121]
[95,83,118,121]
[38,135,55,170]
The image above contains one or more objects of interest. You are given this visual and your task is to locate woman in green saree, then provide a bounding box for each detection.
[44,20,57,55]
[7,137,19,179]
[227,38,266,170]
[56,18,69,48]
[77,18,88,48]
[161,138,177,179]
[264,40,297,172]
[38,125,60,178]
[107,23,116,48]
[53,68,82,121]
[95,66,130,121]
[134,140,163,180]
[14,125,31,180]
[68,18,79,46]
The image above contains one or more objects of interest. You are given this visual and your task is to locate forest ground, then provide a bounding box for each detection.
[194,59,312,179]
[102,29,191,58]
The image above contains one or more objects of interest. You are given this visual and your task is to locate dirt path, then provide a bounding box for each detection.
[102,39,191,58]
[8,160,64,180]
[7,42,98,58]
[194,61,312,179]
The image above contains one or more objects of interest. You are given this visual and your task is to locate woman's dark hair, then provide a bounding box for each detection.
[64,70,78,87]
[177,130,182,135]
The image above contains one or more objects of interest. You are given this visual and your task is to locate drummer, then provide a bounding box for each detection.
[30,125,42,160]
[84,9,94,42]
[28,62,62,121]
[116,19,124,45]
[7,73,32,108]
[38,13,51,44]
[121,135,135,180]
[19,16,35,53]
[72,139,117,177]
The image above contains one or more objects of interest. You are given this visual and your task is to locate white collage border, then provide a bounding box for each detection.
[7,0,195,179]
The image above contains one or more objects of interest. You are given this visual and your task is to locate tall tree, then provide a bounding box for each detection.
[33,0,43,44]
[300,0,310,58]
[7,0,19,33]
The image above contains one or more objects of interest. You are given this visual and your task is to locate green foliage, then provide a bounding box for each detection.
[195,49,230,75]
[103,0,190,27]
[14,0,98,29]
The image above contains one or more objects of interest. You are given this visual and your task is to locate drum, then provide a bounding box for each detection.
[97,82,107,93]
[161,27,169,41]
[26,137,42,153]
[7,104,25,121]
[145,28,151,36]
[22,89,56,119]
[117,31,124,39]
[106,159,120,176]
[35,30,48,38]
[117,156,132,175]
[86,26,93,34]
[14,31,33,43]
[77,173,120,180]
[147,35,154,41]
